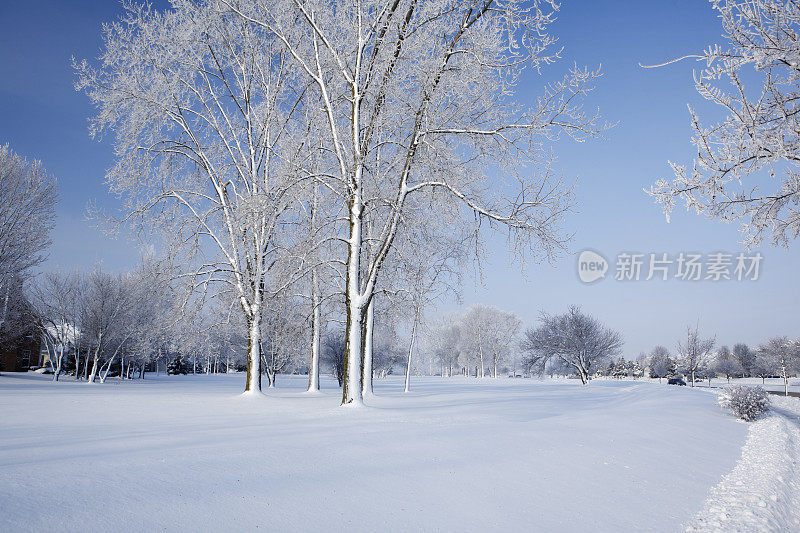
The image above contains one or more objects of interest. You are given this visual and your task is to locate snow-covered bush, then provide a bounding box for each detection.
[718,385,770,422]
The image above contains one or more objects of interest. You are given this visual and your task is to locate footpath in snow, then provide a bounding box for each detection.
[687,393,800,532]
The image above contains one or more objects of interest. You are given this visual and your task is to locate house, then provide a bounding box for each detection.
[0,330,41,372]
[0,281,42,372]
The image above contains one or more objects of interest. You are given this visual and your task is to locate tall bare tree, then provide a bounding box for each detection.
[0,144,58,329]
[75,1,312,394]
[676,323,715,387]
[757,336,800,396]
[28,270,84,381]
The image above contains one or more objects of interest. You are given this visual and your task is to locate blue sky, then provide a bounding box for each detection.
[1,0,798,356]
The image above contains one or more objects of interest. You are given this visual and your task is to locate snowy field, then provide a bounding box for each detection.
[1,373,795,532]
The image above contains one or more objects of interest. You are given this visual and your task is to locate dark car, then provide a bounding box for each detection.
[667,378,686,386]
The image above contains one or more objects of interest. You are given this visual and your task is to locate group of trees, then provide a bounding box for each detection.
[26,255,333,385]
[598,358,645,380]
[26,260,175,382]
[637,326,800,395]
[424,304,522,381]
[74,0,603,405]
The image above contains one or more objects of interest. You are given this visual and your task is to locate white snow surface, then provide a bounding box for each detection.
[687,393,800,532]
[0,374,758,532]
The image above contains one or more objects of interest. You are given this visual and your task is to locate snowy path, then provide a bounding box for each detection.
[1,374,748,532]
[686,395,800,532]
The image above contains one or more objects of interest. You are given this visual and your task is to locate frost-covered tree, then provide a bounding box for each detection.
[715,358,742,382]
[521,306,623,385]
[82,269,131,383]
[136,285,179,378]
[0,145,58,329]
[227,0,603,405]
[28,271,84,381]
[714,345,742,382]
[322,332,346,387]
[458,304,522,379]
[751,351,774,385]
[648,0,800,247]
[203,305,248,374]
[608,357,643,379]
[676,324,715,387]
[757,336,800,396]
[80,262,163,384]
[648,345,675,382]
[396,224,466,392]
[372,321,404,380]
[428,318,462,377]
[261,294,306,387]
[732,342,756,377]
[75,1,314,394]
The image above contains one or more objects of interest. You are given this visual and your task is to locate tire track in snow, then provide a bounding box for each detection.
[686,396,800,532]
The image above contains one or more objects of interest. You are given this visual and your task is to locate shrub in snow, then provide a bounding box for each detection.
[718,385,770,421]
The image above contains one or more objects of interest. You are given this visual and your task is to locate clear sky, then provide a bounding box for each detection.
[1,0,798,356]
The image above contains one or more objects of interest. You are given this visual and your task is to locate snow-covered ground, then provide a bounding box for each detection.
[0,373,783,532]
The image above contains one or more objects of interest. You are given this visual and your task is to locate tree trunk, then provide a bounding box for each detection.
[341,227,366,406]
[404,316,418,393]
[362,297,375,397]
[53,344,63,382]
[343,300,365,406]
[784,366,789,396]
[307,280,322,392]
[0,280,10,333]
[341,166,369,407]
[88,350,99,384]
[99,355,117,384]
[84,348,91,380]
[74,344,81,382]
[244,313,263,394]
